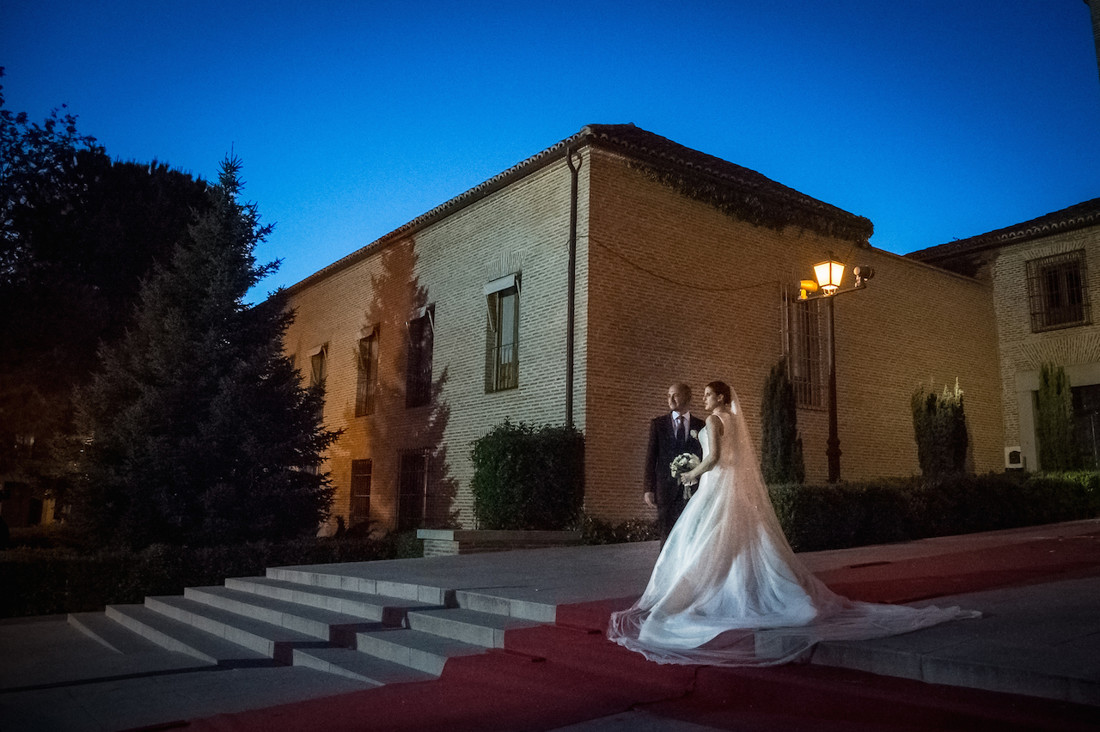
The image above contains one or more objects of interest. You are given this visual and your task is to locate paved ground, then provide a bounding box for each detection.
[2,519,1098,731]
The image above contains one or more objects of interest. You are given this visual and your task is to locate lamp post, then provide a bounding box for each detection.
[798,257,874,483]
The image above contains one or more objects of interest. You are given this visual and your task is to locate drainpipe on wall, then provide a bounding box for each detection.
[565,147,582,428]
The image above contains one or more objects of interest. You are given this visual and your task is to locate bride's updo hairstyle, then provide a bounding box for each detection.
[706,380,732,404]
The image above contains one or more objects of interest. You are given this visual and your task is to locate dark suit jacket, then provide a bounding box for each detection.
[644,412,706,507]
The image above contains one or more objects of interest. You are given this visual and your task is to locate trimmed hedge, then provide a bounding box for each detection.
[470,420,584,530]
[582,471,1099,553]
[0,534,401,618]
[769,471,1100,552]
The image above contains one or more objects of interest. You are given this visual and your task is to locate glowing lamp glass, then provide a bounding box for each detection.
[813,260,845,295]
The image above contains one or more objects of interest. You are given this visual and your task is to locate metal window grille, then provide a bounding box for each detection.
[406,313,433,408]
[350,459,372,527]
[787,294,825,409]
[486,287,519,392]
[1026,250,1090,332]
[356,330,379,417]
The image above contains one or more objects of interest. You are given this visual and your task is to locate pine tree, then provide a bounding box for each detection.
[760,358,805,484]
[72,157,338,549]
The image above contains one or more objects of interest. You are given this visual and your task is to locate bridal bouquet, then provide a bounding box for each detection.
[670,452,700,499]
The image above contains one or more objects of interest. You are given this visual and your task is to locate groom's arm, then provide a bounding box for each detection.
[643,418,659,505]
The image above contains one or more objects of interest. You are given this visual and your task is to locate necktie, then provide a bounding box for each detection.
[676,415,685,444]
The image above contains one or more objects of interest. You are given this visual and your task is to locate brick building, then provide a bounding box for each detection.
[909,197,1100,472]
[284,124,1003,533]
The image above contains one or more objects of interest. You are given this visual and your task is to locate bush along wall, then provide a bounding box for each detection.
[760,358,805,485]
[1036,363,1081,471]
[0,534,400,618]
[911,379,969,481]
[470,420,584,530]
[768,471,1100,552]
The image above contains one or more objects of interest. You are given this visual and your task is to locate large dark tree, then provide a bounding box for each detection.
[1,72,210,496]
[73,157,338,549]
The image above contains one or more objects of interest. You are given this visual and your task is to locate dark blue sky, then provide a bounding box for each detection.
[5,1,1099,300]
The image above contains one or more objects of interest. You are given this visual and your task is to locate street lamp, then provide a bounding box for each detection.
[798,256,874,483]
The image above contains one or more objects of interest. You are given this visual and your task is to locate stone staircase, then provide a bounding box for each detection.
[68,564,546,688]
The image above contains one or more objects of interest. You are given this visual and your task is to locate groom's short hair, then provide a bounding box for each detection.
[672,382,692,400]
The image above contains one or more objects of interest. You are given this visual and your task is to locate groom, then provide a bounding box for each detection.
[644,382,705,543]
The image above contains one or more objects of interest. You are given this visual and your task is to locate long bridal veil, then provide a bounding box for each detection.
[608,385,978,666]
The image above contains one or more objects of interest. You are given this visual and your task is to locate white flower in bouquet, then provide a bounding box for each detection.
[670,452,700,500]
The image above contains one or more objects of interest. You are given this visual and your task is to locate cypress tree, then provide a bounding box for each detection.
[1036,363,1080,471]
[910,379,969,481]
[760,358,805,484]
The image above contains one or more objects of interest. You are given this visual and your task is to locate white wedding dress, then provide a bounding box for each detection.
[608,393,979,666]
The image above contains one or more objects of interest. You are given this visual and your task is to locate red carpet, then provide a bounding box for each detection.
[184,530,1100,732]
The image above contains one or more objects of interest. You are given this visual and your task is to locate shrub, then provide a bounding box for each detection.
[769,471,1099,552]
[1036,363,1081,471]
[911,379,969,481]
[577,513,660,545]
[470,420,584,530]
[0,533,400,618]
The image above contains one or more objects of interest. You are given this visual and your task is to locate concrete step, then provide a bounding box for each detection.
[144,595,326,663]
[183,585,378,643]
[68,611,167,655]
[266,565,454,606]
[292,647,437,686]
[406,607,543,648]
[454,588,557,623]
[105,604,271,666]
[354,626,486,675]
[223,576,438,624]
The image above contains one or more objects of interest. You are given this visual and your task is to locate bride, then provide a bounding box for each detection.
[608,380,978,666]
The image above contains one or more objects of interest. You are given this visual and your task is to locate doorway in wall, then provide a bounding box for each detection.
[1073,383,1100,469]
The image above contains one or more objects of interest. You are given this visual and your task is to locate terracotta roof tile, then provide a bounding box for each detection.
[907,197,1100,268]
[290,124,873,292]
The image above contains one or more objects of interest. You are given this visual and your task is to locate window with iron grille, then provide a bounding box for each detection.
[486,285,519,392]
[356,328,379,417]
[397,450,428,532]
[350,459,372,527]
[1026,250,1090,332]
[786,293,825,409]
[406,309,433,408]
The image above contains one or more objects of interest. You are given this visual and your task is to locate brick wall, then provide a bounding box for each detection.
[285,160,589,533]
[582,151,1003,521]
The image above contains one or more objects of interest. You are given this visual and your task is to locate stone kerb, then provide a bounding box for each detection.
[416,529,583,557]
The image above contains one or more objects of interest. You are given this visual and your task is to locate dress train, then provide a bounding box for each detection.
[608,398,978,666]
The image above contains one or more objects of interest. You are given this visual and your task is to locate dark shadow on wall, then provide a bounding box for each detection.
[339,238,458,533]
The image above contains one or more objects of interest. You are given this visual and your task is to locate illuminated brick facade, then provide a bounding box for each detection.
[286,125,1005,531]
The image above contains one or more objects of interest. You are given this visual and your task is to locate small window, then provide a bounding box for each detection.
[350,459,372,527]
[309,345,328,390]
[1027,250,1090,332]
[356,328,379,417]
[786,293,825,409]
[397,450,428,531]
[406,308,434,408]
[485,277,519,392]
[309,344,328,422]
